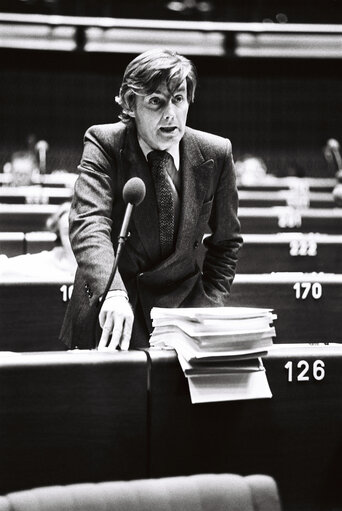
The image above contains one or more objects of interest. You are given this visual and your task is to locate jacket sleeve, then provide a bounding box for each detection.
[201,138,243,304]
[69,125,127,306]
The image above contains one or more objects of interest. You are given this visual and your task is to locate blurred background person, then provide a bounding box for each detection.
[0,202,77,280]
[3,151,39,187]
[235,154,275,186]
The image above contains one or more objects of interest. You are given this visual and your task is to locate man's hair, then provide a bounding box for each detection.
[115,48,197,124]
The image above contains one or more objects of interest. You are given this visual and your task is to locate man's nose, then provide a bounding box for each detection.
[163,100,176,120]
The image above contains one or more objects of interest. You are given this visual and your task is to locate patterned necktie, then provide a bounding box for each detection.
[147,150,175,259]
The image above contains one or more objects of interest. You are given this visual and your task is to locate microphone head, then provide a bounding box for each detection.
[327,138,340,150]
[123,177,146,205]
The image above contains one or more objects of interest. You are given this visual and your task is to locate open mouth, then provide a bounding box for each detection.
[160,126,177,134]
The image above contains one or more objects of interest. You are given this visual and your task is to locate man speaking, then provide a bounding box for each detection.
[60,48,243,351]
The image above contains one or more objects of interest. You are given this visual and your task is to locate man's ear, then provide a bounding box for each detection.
[126,108,135,118]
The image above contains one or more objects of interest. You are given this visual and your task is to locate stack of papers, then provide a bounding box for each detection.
[150,307,276,404]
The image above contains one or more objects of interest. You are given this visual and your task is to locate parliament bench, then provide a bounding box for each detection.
[0,350,148,494]
[1,272,341,351]
[239,207,342,234]
[0,186,72,205]
[237,233,342,273]
[145,345,342,511]
[0,173,76,188]
[0,345,340,510]
[237,177,336,193]
[0,232,56,256]
[0,232,25,257]
[0,204,58,232]
[230,273,342,343]
[238,190,334,208]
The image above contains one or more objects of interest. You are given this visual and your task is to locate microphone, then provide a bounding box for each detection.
[324,138,342,173]
[324,139,342,206]
[119,177,146,240]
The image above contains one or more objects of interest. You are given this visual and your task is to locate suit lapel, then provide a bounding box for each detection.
[177,129,214,251]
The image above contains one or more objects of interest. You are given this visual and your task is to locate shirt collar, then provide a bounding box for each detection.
[138,135,180,171]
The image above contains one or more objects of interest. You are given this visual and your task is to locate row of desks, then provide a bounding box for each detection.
[0,272,341,351]
[0,186,337,208]
[1,204,342,233]
[0,174,336,191]
[1,231,342,273]
[0,345,341,511]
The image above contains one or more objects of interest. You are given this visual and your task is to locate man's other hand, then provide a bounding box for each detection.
[98,296,134,351]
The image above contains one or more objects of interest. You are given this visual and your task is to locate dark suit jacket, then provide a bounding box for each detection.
[59,121,243,349]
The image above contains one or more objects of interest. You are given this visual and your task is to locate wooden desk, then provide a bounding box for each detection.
[0,279,73,351]
[239,207,342,234]
[0,204,58,232]
[230,273,342,343]
[146,345,342,511]
[237,233,342,273]
[0,350,148,493]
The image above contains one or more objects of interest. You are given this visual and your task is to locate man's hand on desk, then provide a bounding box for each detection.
[98,295,134,351]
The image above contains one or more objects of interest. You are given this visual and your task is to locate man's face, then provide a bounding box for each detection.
[130,80,189,151]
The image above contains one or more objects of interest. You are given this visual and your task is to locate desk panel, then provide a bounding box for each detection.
[230,273,342,343]
[0,186,72,205]
[238,190,334,208]
[0,204,58,232]
[238,177,336,193]
[0,350,148,493]
[239,207,342,234]
[0,233,24,256]
[146,346,342,511]
[0,280,72,351]
[237,233,342,273]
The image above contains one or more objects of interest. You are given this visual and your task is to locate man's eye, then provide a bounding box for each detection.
[149,97,161,105]
[174,95,184,103]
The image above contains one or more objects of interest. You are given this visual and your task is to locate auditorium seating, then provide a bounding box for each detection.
[230,273,342,343]
[237,233,342,273]
[145,345,342,511]
[0,474,281,511]
[0,350,148,494]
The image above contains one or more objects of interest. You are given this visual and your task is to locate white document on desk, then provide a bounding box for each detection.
[187,370,273,404]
